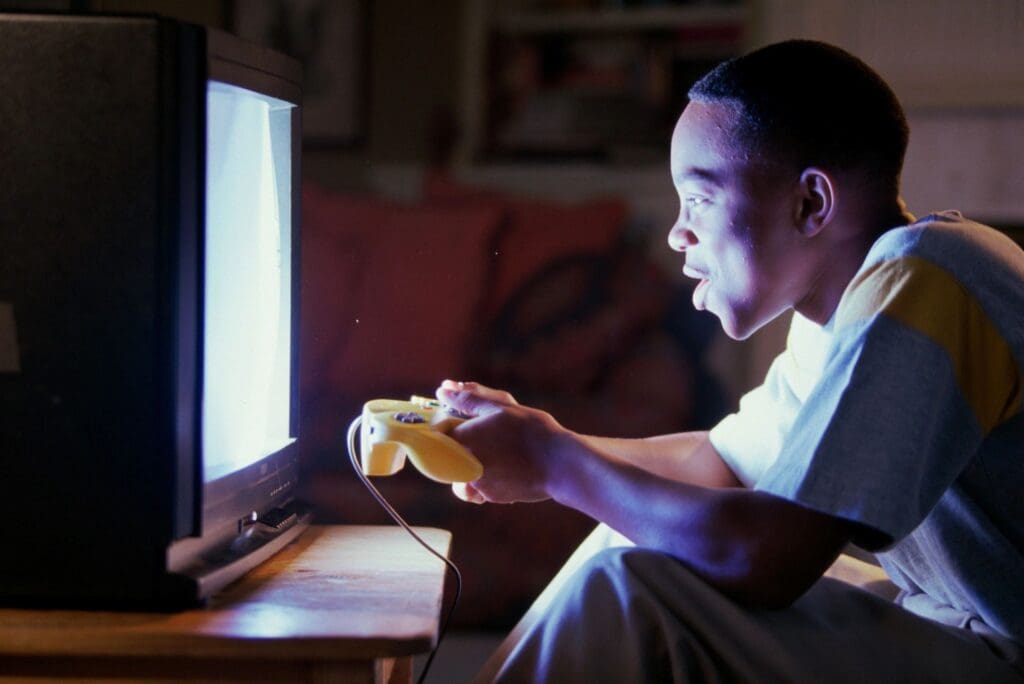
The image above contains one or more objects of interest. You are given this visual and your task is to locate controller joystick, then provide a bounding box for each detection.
[360,396,483,484]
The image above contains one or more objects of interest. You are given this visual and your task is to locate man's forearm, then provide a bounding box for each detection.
[544,431,851,607]
[580,431,742,489]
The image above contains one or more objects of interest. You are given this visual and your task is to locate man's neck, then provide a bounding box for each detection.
[795,200,913,326]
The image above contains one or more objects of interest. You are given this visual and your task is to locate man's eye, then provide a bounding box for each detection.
[685,196,708,210]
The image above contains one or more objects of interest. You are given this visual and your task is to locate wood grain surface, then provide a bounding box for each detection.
[0,525,452,663]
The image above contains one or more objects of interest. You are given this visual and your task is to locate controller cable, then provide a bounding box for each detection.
[346,416,462,684]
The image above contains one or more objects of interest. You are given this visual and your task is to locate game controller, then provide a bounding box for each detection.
[359,396,483,484]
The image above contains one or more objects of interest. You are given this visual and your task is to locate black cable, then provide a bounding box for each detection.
[346,416,462,684]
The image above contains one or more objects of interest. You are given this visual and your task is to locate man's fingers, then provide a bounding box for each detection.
[437,380,515,417]
[452,481,486,504]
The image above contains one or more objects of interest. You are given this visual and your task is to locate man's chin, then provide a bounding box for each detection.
[715,309,766,342]
[721,322,756,341]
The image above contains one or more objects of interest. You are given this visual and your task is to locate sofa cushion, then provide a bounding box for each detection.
[301,193,362,397]
[301,184,504,406]
[422,171,629,317]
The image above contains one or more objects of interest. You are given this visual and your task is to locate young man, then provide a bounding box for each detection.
[438,40,1024,682]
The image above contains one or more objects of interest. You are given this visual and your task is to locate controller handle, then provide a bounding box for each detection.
[360,397,483,484]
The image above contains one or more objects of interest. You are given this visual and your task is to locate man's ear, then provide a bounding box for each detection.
[795,167,835,237]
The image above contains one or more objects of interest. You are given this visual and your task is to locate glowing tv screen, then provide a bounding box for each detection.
[203,82,295,482]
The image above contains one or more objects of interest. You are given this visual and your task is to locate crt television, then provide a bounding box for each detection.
[0,13,310,608]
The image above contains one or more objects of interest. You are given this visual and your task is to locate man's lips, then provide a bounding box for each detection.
[682,264,709,280]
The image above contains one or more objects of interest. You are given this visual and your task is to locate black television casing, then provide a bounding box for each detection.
[0,13,308,608]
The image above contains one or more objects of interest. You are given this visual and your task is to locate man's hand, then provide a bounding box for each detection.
[437,380,571,505]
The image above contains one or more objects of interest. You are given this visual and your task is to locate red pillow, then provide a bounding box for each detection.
[422,171,628,316]
[300,187,362,397]
[493,197,628,311]
[300,184,503,401]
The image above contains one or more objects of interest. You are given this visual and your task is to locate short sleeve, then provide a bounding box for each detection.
[757,254,1022,546]
[709,313,833,487]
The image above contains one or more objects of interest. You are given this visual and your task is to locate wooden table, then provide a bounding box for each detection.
[0,525,452,683]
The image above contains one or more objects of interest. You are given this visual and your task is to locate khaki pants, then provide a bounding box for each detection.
[478,526,1023,684]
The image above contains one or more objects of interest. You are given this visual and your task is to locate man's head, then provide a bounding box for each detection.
[668,40,910,340]
[688,40,909,198]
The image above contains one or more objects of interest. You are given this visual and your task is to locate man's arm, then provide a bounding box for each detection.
[580,431,744,489]
[549,430,856,607]
[439,380,743,490]
[441,382,856,608]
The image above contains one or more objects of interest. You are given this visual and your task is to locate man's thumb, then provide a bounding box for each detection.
[438,383,500,418]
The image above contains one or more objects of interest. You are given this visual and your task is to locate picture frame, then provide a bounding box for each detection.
[232,0,367,147]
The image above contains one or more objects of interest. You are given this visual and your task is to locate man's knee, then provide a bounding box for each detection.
[562,546,706,621]
[506,547,719,682]
[577,546,697,588]
[570,547,666,595]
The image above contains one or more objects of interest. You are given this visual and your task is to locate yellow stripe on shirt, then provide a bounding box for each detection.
[837,255,1022,433]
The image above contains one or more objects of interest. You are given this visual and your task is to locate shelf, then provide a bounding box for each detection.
[495,5,749,35]
[458,1,751,163]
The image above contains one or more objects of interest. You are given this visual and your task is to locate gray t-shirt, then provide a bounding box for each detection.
[710,212,1024,642]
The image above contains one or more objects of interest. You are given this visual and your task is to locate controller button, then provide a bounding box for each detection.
[446,406,473,419]
[394,412,427,424]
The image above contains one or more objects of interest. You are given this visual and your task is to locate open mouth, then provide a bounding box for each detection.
[683,265,711,311]
[692,278,711,310]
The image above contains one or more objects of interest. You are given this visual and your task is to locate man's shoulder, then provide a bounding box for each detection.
[838,210,1024,343]
[869,210,1021,270]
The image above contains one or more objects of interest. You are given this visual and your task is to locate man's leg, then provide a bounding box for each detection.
[492,547,1023,683]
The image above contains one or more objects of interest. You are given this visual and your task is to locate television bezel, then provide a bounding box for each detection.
[165,26,306,595]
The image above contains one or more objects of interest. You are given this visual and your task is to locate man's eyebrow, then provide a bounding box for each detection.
[674,167,723,186]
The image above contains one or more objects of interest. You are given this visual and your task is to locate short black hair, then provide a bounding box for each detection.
[688,40,909,195]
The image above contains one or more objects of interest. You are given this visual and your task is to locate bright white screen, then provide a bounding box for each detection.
[203,81,294,481]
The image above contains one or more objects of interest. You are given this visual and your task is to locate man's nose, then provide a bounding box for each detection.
[668,223,698,252]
